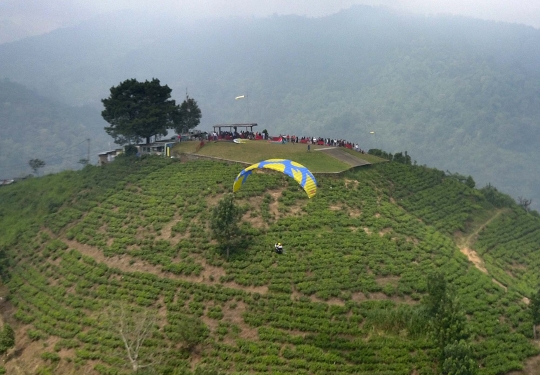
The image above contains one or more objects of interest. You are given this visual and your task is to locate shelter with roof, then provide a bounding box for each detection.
[212,123,258,134]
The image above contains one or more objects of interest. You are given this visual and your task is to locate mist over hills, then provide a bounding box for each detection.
[0,80,111,178]
[0,5,539,208]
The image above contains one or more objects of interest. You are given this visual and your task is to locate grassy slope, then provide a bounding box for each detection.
[173,140,385,172]
[0,155,539,374]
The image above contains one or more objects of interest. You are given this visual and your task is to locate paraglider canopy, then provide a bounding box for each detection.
[233,159,317,198]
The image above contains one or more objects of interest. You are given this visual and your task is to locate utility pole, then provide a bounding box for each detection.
[247,92,250,122]
[86,138,90,164]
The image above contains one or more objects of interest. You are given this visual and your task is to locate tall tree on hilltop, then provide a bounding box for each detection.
[174,95,202,135]
[101,78,182,145]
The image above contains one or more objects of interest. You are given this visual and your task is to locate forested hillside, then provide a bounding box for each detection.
[0,80,110,179]
[0,6,538,208]
[0,153,539,374]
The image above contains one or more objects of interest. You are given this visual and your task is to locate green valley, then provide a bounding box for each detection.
[0,147,539,374]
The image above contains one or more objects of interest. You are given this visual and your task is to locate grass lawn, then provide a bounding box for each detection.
[173,140,368,172]
[340,148,388,164]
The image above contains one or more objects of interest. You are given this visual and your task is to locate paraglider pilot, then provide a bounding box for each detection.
[274,243,283,254]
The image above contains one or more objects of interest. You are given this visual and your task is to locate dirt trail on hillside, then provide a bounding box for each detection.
[456,210,540,372]
[457,210,506,289]
[508,342,540,375]
[61,238,268,295]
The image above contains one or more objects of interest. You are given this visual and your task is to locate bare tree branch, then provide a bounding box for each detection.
[518,196,533,212]
[103,303,159,372]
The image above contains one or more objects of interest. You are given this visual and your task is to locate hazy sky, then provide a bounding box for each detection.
[1,0,539,44]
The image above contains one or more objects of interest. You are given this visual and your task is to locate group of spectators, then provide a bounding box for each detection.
[280,135,366,153]
[210,131,267,141]
[205,130,365,153]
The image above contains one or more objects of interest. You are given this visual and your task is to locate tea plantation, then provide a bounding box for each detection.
[0,153,539,374]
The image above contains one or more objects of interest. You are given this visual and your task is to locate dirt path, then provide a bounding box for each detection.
[461,209,505,248]
[60,238,268,295]
[508,342,540,375]
[457,210,540,374]
[457,210,506,287]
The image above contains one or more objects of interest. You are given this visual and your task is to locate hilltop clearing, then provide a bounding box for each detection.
[0,155,539,374]
[173,140,386,172]
[173,140,384,172]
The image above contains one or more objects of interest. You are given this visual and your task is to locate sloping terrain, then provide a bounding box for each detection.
[0,80,110,178]
[1,7,540,209]
[318,148,371,167]
[0,156,539,374]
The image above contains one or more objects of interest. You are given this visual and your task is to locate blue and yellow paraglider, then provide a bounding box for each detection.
[233,159,317,198]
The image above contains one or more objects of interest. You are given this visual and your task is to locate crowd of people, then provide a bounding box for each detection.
[210,131,267,141]
[206,131,366,153]
[280,135,366,153]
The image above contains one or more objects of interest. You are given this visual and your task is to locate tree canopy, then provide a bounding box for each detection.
[175,95,202,134]
[101,78,182,145]
[210,193,243,259]
[28,158,45,176]
[423,272,475,373]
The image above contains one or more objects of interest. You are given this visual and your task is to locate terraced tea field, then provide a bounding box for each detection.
[0,156,539,374]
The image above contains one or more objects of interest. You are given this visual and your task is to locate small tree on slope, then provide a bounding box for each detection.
[424,272,477,374]
[210,193,242,260]
[530,288,540,340]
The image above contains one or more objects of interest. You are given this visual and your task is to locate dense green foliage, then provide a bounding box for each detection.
[368,150,412,165]
[0,156,539,374]
[176,95,202,135]
[102,78,183,145]
[210,194,243,259]
[474,207,540,295]
[0,324,15,355]
[530,289,540,340]
[424,273,472,371]
[441,341,478,375]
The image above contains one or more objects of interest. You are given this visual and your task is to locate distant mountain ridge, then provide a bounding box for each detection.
[0,5,539,208]
[0,80,110,179]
